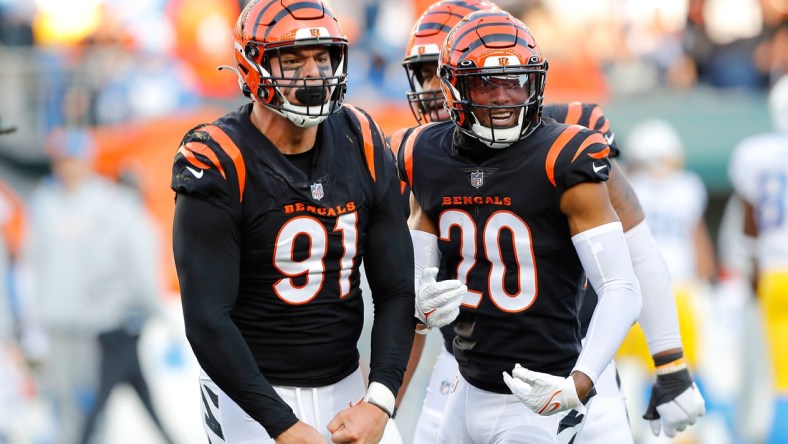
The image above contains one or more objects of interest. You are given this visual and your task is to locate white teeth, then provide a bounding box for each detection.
[491,112,513,119]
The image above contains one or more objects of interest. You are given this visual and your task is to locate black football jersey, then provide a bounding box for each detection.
[172,103,401,387]
[397,119,612,393]
[405,102,620,355]
[543,102,620,158]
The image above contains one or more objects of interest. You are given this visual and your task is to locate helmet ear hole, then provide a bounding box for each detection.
[438,65,451,81]
[242,83,252,98]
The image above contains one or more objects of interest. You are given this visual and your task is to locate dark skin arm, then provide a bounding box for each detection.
[607,159,684,361]
[742,198,760,293]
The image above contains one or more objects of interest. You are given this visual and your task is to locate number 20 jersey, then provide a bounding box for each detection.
[398,118,612,393]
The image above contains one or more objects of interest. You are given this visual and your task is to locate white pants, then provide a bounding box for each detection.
[413,346,459,444]
[436,374,588,444]
[576,360,633,444]
[199,367,402,443]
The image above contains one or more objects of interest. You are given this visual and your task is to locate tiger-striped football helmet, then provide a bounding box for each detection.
[439,10,547,148]
[232,0,348,128]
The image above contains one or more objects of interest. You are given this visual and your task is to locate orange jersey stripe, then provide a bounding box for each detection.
[345,105,378,182]
[201,125,247,202]
[545,125,583,187]
[182,142,225,179]
[402,124,433,186]
[571,133,609,162]
[588,105,604,132]
[565,102,583,125]
[388,128,408,156]
[177,146,212,170]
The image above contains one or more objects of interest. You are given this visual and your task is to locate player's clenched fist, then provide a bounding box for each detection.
[503,364,585,416]
[415,267,466,329]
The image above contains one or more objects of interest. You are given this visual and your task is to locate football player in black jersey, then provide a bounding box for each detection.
[170,1,417,443]
[398,10,642,442]
[394,2,705,443]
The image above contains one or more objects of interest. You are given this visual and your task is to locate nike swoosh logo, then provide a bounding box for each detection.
[539,390,564,415]
[604,133,615,145]
[545,402,561,414]
[186,166,204,179]
[593,162,607,173]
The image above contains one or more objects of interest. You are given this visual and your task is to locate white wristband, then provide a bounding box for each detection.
[364,382,396,417]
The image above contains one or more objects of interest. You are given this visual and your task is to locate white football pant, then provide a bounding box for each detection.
[199,367,402,443]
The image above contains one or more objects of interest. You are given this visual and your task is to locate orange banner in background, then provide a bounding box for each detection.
[91,107,225,296]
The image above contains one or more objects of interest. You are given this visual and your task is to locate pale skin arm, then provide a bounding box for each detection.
[560,180,624,399]
[276,421,328,444]
[327,403,388,444]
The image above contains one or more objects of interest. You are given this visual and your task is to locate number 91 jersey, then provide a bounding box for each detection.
[171,103,398,386]
[397,119,612,393]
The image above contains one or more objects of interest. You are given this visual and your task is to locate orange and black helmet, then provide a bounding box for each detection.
[403,0,498,124]
[232,0,348,127]
[439,9,547,147]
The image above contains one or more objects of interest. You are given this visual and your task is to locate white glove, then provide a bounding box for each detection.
[647,383,706,437]
[415,267,466,329]
[503,364,585,416]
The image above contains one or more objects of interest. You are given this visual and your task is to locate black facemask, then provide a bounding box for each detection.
[295,86,328,107]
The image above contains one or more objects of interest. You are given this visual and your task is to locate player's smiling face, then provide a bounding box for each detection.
[468,74,530,128]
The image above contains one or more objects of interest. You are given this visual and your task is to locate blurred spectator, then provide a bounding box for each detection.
[0,117,35,443]
[684,0,771,89]
[77,168,176,444]
[17,128,171,444]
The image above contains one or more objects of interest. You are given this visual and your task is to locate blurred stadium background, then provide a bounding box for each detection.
[0,0,785,443]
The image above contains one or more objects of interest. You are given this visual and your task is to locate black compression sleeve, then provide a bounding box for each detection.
[173,194,298,437]
[363,177,417,397]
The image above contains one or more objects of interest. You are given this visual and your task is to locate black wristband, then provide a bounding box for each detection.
[653,350,684,367]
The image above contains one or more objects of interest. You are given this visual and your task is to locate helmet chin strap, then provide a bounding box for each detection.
[275,91,332,128]
[470,110,525,149]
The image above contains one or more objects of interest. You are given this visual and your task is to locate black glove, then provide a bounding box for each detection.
[643,366,705,437]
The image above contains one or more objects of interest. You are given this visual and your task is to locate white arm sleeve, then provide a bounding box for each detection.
[572,222,642,383]
[626,220,683,355]
[411,229,440,293]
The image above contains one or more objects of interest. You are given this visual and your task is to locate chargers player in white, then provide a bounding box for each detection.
[728,74,788,444]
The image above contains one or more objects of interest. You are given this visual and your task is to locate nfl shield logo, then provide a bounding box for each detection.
[470,170,484,189]
[310,183,324,200]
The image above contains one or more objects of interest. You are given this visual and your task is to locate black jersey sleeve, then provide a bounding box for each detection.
[171,124,246,219]
[364,174,417,398]
[343,104,417,397]
[173,194,298,437]
[549,126,612,194]
[544,102,620,158]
